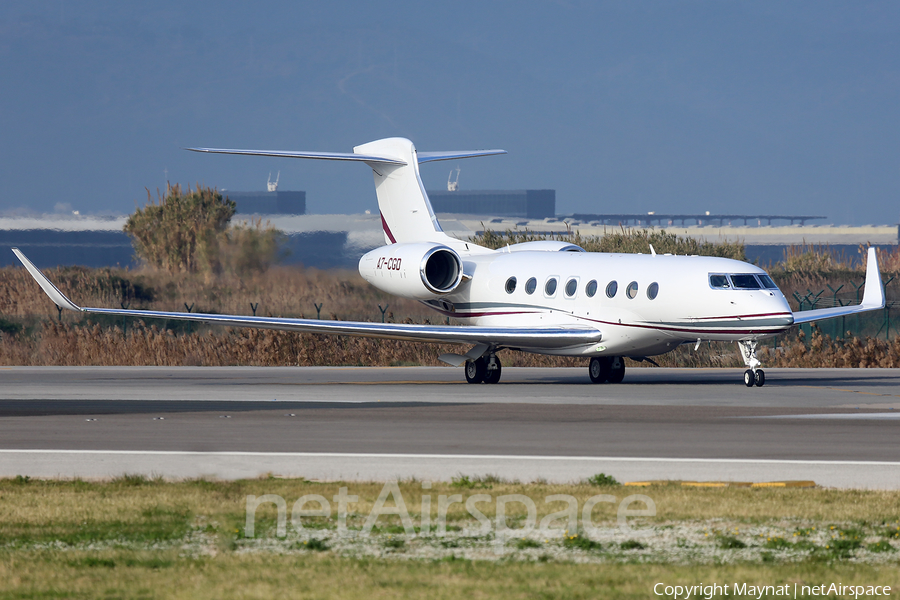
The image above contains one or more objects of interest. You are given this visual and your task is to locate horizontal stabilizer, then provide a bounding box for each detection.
[416,150,507,164]
[186,147,407,166]
[186,147,507,166]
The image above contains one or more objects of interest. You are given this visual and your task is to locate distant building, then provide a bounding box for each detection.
[426,190,555,219]
[224,191,306,215]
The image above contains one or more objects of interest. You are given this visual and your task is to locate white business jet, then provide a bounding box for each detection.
[13,137,886,387]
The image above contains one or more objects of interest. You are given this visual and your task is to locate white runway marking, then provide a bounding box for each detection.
[2,450,900,489]
[747,412,900,420]
[1,449,900,467]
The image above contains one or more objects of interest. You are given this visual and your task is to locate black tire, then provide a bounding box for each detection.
[755,369,766,387]
[607,357,626,384]
[589,357,612,383]
[483,359,502,384]
[465,357,487,384]
[743,369,756,387]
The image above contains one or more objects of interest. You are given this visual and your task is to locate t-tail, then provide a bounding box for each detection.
[187,138,505,245]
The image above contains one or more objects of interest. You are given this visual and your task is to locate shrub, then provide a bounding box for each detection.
[585,473,620,487]
[620,540,646,550]
[471,227,745,260]
[125,184,235,274]
[383,538,406,551]
[220,219,286,276]
[762,536,792,550]
[826,538,862,558]
[718,536,746,549]
[563,532,602,552]
[867,541,895,553]
[776,243,854,274]
[302,538,329,552]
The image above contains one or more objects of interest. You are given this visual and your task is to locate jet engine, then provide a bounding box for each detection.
[358,243,464,299]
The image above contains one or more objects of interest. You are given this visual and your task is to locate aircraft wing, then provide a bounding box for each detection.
[11,249,601,349]
[791,246,886,325]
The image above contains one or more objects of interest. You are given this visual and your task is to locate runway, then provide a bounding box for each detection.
[1,366,899,488]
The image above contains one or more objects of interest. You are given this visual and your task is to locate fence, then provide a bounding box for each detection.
[793,276,896,341]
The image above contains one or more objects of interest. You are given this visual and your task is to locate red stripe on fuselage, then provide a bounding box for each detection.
[380,212,397,244]
[422,304,791,336]
[692,311,792,321]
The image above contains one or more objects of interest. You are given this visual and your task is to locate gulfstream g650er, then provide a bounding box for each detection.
[13,137,885,386]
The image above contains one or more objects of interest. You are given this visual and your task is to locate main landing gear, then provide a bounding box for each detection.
[588,356,625,384]
[738,340,766,388]
[465,354,502,384]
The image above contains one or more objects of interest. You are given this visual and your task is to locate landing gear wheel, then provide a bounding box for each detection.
[738,340,766,388]
[607,357,626,384]
[754,369,765,387]
[465,358,487,384]
[589,357,612,383]
[483,358,502,384]
[743,369,756,387]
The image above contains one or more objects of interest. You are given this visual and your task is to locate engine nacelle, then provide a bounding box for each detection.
[359,242,464,299]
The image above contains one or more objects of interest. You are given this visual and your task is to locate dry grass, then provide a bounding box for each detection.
[763,330,900,368]
[473,226,747,260]
[0,265,431,323]
[2,478,899,531]
[1,243,898,369]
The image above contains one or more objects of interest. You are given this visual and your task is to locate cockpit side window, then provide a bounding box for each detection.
[730,274,762,289]
[709,274,730,289]
[758,274,778,290]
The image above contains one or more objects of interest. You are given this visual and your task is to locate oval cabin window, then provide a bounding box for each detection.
[545,278,558,296]
[606,281,618,298]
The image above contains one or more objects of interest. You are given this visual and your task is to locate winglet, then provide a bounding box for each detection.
[11,248,82,312]
[860,246,885,309]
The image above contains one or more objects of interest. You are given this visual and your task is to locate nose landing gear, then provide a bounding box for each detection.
[738,340,766,387]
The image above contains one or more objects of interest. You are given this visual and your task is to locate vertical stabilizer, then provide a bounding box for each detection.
[186,137,504,247]
[353,138,444,244]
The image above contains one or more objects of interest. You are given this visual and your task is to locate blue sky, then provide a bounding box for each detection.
[1,1,898,224]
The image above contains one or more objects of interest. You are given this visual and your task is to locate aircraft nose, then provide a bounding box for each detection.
[771,291,794,325]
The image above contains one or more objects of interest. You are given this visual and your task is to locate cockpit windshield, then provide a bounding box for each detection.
[709,274,730,289]
[757,274,778,289]
[709,273,780,291]
[730,274,761,289]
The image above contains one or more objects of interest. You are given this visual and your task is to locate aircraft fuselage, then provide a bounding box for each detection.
[424,251,793,358]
